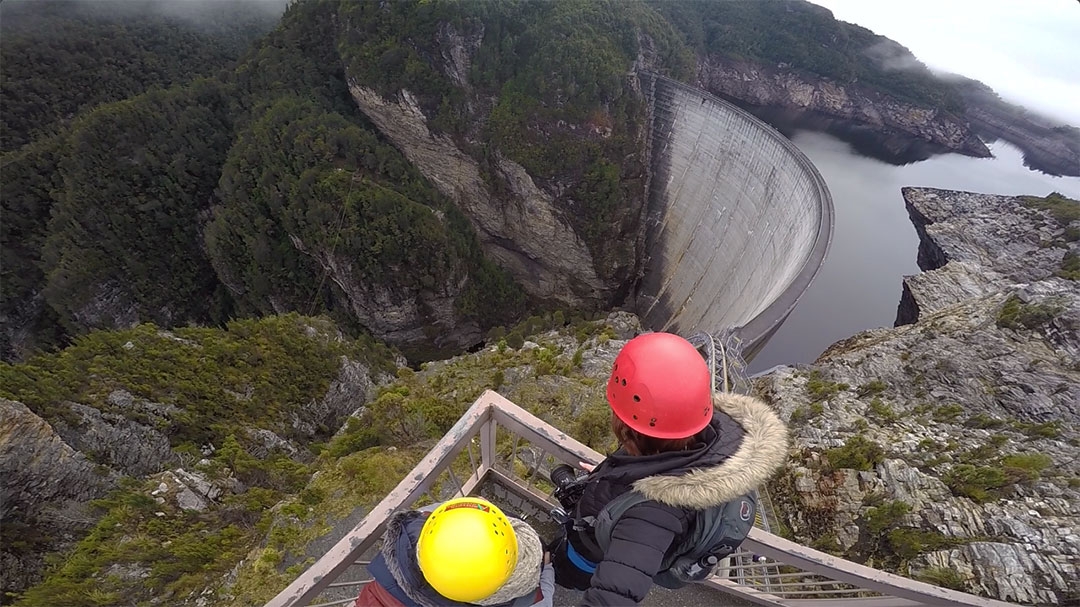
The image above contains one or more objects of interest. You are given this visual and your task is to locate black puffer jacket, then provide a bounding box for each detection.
[567,393,788,606]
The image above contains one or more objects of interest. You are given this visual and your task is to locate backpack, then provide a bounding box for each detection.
[589,491,757,589]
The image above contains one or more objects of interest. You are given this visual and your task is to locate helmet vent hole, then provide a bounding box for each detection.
[621,379,626,386]
[614,364,618,371]
[632,415,638,420]
[633,395,640,402]
[649,417,657,427]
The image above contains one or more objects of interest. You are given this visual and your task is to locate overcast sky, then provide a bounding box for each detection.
[808,0,1080,126]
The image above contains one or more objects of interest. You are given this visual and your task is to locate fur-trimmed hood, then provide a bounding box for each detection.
[632,392,789,509]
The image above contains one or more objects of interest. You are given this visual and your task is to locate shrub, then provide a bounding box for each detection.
[505,331,525,350]
[857,380,888,398]
[865,501,910,535]
[574,401,615,452]
[1057,252,1080,280]
[885,528,955,560]
[944,464,1008,503]
[790,402,825,424]
[1001,452,1053,484]
[867,398,897,422]
[932,404,964,423]
[825,435,885,471]
[964,413,1005,429]
[805,371,848,402]
[1013,420,1063,438]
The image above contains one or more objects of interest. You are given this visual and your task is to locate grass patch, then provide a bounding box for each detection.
[916,566,967,590]
[805,370,849,402]
[1019,192,1080,227]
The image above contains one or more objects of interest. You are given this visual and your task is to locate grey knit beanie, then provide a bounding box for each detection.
[475,518,543,605]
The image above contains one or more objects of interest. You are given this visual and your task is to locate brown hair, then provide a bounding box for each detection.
[610,414,698,456]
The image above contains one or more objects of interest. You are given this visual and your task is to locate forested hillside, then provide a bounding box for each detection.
[651,0,963,112]
[4,0,1039,365]
[0,0,283,153]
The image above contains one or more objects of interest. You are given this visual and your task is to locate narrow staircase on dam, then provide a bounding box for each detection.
[263,395,1013,607]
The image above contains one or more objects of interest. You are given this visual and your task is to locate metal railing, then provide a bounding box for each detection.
[265,390,1013,607]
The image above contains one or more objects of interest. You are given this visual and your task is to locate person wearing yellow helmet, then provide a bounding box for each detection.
[355,497,554,607]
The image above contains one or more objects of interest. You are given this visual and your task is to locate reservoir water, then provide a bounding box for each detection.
[748,128,1080,373]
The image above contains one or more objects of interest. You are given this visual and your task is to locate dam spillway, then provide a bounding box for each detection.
[636,73,833,356]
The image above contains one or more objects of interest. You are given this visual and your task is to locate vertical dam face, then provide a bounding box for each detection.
[636,74,833,356]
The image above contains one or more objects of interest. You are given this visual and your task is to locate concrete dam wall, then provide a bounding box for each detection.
[636,74,833,356]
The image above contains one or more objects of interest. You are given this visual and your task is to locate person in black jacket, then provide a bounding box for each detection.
[550,332,789,606]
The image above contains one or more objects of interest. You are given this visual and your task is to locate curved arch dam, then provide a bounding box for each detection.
[635,74,833,358]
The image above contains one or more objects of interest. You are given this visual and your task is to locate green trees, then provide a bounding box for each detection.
[0,0,279,153]
[42,79,236,334]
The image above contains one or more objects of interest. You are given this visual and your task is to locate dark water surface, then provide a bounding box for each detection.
[748,129,1080,373]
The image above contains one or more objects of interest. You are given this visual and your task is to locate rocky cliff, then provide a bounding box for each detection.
[347,84,606,307]
[0,399,116,594]
[760,187,1079,603]
[696,56,991,160]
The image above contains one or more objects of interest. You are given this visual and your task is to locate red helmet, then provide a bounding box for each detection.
[606,332,713,439]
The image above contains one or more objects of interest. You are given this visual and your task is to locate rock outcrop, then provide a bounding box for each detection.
[289,232,482,356]
[761,187,1079,603]
[697,56,990,160]
[897,187,1078,324]
[52,400,176,477]
[0,399,117,594]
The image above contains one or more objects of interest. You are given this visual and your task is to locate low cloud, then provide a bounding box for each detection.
[811,0,1080,126]
[862,40,926,73]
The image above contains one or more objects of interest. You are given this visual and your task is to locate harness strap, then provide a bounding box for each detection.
[566,541,598,574]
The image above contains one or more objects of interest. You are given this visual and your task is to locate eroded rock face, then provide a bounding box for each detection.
[0,399,116,595]
[760,188,1079,602]
[0,399,114,519]
[289,233,481,355]
[52,401,176,477]
[697,56,990,159]
[347,85,605,307]
[289,355,392,439]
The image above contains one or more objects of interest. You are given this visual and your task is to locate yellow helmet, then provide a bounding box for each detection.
[416,497,518,602]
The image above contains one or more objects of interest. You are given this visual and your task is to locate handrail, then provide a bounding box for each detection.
[265,391,1015,607]
[264,397,495,607]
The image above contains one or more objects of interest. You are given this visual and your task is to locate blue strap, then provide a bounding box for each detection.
[566,541,598,574]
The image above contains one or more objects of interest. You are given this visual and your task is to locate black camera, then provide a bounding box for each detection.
[550,464,587,512]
